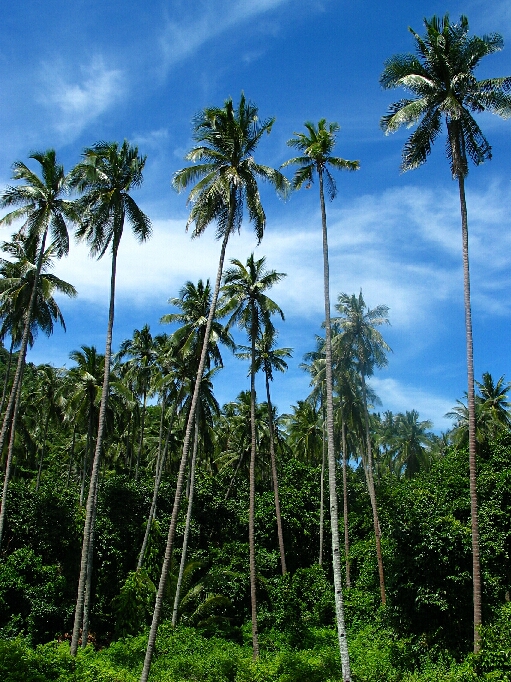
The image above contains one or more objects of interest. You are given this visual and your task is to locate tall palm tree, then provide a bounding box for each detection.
[283,120,358,681]
[117,325,157,481]
[140,94,288,682]
[335,290,391,605]
[220,253,285,656]
[70,139,151,656]
[380,15,511,650]
[237,327,292,576]
[0,233,76,550]
[66,346,105,505]
[0,150,74,469]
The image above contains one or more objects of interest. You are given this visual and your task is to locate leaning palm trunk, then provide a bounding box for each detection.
[135,389,147,482]
[319,168,351,681]
[172,416,199,626]
[340,403,351,588]
[140,225,232,682]
[0,374,23,549]
[81,480,98,647]
[360,372,386,605]
[264,371,287,575]
[0,227,48,473]
[36,410,51,492]
[0,338,15,418]
[71,245,118,656]
[249,312,259,658]
[451,125,481,650]
[138,394,182,570]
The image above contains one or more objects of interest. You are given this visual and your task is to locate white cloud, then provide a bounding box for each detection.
[38,56,126,140]
[369,376,454,432]
[159,0,291,71]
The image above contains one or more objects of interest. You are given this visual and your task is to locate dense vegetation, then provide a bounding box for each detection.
[1,12,511,682]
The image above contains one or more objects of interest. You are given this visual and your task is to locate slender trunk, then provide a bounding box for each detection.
[360,372,386,605]
[0,338,15,419]
[135,389,147,482]
[0,227,48,468]
[265,371,287,575]
[138,395,181,570]
[0,373,23,550]
[319,396,326,566]
[67,425,76,489]
[225,451,244,501]
[172,416,199,627]
[155,395,166,476]
[340,401,351,588]
[319,168,351,681]
[140,225,232,682]
[456,167,481,652]
[248,311,259,658]
[80,409,93,507]
[81,480,98,648]
[71,245,118,656]
[36,409,50,492]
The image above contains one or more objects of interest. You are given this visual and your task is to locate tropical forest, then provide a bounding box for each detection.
[1,13,511,682]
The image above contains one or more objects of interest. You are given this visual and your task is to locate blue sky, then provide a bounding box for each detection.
[1,0,510,431]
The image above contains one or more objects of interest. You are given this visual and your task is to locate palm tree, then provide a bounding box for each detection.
[237,327,292,576]
[0,233,76,550]
[392,410,435,479]
[117,325,157,481]
[70,139,151,656]
[0,150,74,472]
[335,290,391,606]
[220,253,285,656]
[66,346,105,505]
[380,15,511,650]
[283,120,358,681]
[140,94,288,682]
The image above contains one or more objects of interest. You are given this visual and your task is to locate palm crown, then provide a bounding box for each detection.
[380,14,511,177]
[283,119,359,199]
[173,93,289,242]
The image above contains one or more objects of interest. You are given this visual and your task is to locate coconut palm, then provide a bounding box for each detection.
[392,410,435,479]
[0,150,75,473]
[380,15,511,650]
[220,253,285,656]
[70,139,151,656]
[237,327,292,575]
[117,325,157,481]
[335,290,391,606]
[0,233,76,550]
[140,94,288,682]
[283,119,358,680]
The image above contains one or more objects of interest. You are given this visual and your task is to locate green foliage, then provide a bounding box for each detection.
[0,548,69,645]
[113,569,155,638]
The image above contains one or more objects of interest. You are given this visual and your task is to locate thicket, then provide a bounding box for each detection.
[1,432,511,680]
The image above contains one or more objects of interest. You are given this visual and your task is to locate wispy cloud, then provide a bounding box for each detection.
[38,56,126,141]
[159,0,291,72]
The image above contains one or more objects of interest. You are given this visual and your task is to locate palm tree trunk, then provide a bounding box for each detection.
[135,389,147,482]
[35,409,50,492]
[140,224,232,682]
[265,371,287,575]
[340,402,351,589]
[319,394,326,566]
[172,416,199,627]
[0,227,48,469]
[138,395,181,570]
[0,338,15,418]
[0,374,23,550]
[71,244,118,656]
[360,372,386,605]
[457,171,482,653]
[318,168,351,681]
[81,479,98,648]
[249,312,259,659]
[67,425,77,488]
